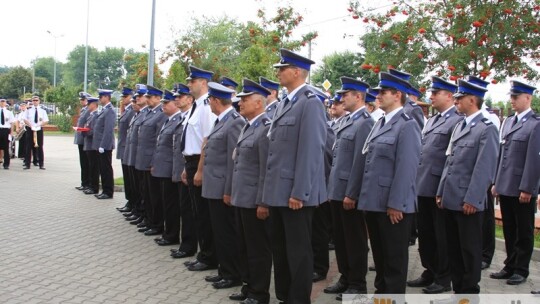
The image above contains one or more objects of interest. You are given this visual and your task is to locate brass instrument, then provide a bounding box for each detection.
[33,129,38,148]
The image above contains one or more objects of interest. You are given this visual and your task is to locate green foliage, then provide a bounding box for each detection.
[44,85,80,116]
[311,51,378,93]
[33,57,60,85]
[532,95,540,113]
[48,114,73,133]
[164,61,188,89]
[0,66,32,99]
[349,0,540,87]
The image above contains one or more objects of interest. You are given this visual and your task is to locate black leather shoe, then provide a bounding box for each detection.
[117,206,131,212]
[481,261,490,270]
[240,299,261,304]
[422,283,451,294]
[531,290,540,294]
[125,215,139,221]
[39,166,46,170]
[144,229,163,236]
[229,292,247,301]
[407,276,433,287]
[96,193,112,199]
[136,221,147,228]
[188,262,217,271]
[156,239,179,246]
[312,272,326,282]
[336,288,366,301]
[490,270,513,280]
[138,227,149,233]
[212,279,242,289]
[205,275,222,283]
[171,251,195,259]
[23,166,30,170]
[323,281,348,294]
[84,189,98,195]
[75,186,86,190]
[129,217,144,225]
[123,211,135,217]
[507,274,526,285]
[368,265,376,271]
[183,259,198,267]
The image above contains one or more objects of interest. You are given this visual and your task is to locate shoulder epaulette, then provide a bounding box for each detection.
[401,113,412,121]
[533,114,540,120]
[262,117,271,126]
[305,90,316,99]
[481,118,493,125]
[232,112,240,119]
[363,111,370,118]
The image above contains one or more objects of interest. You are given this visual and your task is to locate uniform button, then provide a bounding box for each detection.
[367,160,370,163]
[267,167,271,170]
[364,170,368,173]
[269,153,272,156]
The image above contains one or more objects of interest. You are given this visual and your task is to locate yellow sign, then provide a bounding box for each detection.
[322,79,332,91]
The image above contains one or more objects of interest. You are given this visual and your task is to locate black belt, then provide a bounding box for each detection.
[183,154,201,162]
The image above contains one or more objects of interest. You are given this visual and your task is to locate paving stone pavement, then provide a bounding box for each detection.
[0,135,539,304]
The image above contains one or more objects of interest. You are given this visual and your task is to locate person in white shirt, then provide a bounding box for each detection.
[23,96,49,170]
[0,98,15,169]
[366,88,385,122]
[15,102,28,159]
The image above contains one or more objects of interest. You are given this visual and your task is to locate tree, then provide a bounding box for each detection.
[348,0,540,88]
[33,57,61,86]
[122,49,164,88]
[311,51,379,92]
[0,66,32,99]
[63,45,99,88]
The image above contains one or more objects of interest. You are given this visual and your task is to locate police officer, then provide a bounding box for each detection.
[490,81,540,285]
[230,79,272,304]
[407,77,461,294]
[366,88,384,122]
[116,87,136,212]
[324,77,374,300]
[259,76,280,119]
[181,66,219,272]
[388,69,425,129]
[82,96,100,195]
[23,96,49,170]
[170,83,197,259]
[436,79,499,294]
[74,92,91,189]
[136,86,167,235]
[151,90,183,246]
[358,72,421,294]
[92,89,116,199]
[467,75,499,270]
[263,49,327,304]
[0,98,15,169]
[123,85,149,226]
[220,77,240,112]
[328,94,348,132]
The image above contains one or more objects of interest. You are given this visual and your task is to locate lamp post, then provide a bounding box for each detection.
[147,0,156,85]
[46,30,64,87]
[84,0,89,92]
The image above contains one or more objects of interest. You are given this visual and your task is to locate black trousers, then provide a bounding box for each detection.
[121,164,133,207]
[0,128,10,167]
[208,198,241,281]
[132,168,146,217]
[271,206,314,304]
[159,177,180,242]
[312,202,330,277]
[85,150,100,192]
[445,209,483,294]
[24,127,43,167]
[185,155,217,266]
[482,188,496,265]
[330,200,368,291]
[177,181,197,253]
[417,196,451,286]
[365,211,411,294]
[97,150,113,196]
[17,132,26,158]
[144,171,163,231]
[78,145,90,188]
[500,195,536,277]
[237,207,272,304]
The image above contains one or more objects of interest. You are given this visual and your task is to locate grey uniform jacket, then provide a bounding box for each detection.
[231,114,271,208]
[91,104,116,151]
[202,108,245,200]
[171,112,188,183]
[262,85,328,207]
[404,99,425,130]
[416,108,462,197]
[82,111,97,151]
[116,105,136,160]
[437,113,499,211]
[324,124,336,185]
[494,111,540,197]
[124,109,146,166]
[151,113,184,178]
[265,101,278,119]
[358,109,421,213]
[74,106,89,145]
[135,106,167,171]
[327,108,374,201]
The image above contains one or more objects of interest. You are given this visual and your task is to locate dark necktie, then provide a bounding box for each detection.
[214,118,219,126]
[34,109,38,123]
[0,109,4,125]
[179,103,197,153]
[433,114,441,125]
[461,120,467,131]
[379,116,386,129]
[511,116,518,127]
[282,97,290,108]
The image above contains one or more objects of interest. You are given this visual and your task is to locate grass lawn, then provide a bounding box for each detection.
[114,177,124,186]
[495,225,540,248]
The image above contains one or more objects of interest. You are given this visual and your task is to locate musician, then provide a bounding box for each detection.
[23,96,48,170]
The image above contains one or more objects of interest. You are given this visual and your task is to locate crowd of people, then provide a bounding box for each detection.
[0,96,49,170]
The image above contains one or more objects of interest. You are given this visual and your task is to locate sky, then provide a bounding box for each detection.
[0,0,527,101]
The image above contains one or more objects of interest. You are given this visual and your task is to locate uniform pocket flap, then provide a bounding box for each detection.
[458,178,470,188]
[513,167,524,175]
[241,140,254,148]
[338,171,350,180]
[457,140,474,148]
[278,117,296,126]
[379,136,396,144]
[431,166,444,176]
[434,128,451,134]
[341,133,355,140]
[512,134,527,141]
[378,176,393,187]
[280,168,295,179]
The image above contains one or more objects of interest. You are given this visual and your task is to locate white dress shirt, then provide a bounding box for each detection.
[183,93,217,156]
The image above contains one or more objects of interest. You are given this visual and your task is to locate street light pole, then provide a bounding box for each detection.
[147,0,156,85]
[47,30,64,87]
[84,0,89,92]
